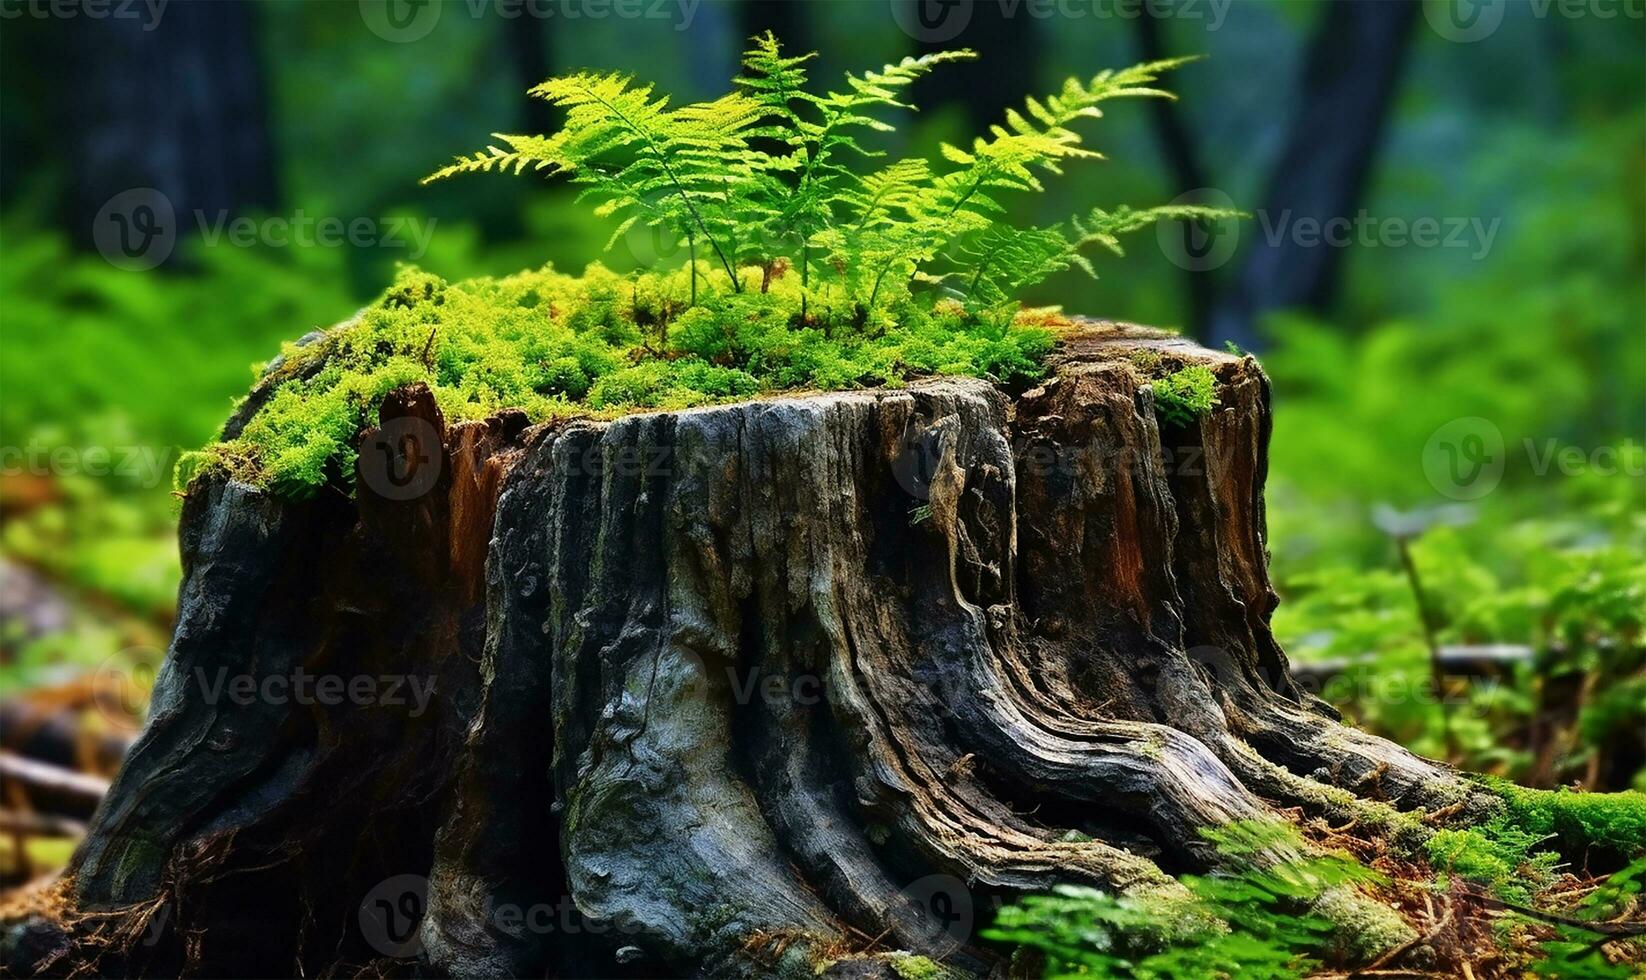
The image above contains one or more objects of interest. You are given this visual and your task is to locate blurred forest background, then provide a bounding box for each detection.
[0,0,1641,888]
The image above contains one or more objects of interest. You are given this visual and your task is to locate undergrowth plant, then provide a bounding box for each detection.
[987,812,1646,979]
[425,32,1238,332]
[183,35,1239,496]
[982,822,1377,980]
[1150,364,1219,426]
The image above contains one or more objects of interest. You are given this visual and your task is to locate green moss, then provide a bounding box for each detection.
[1127,349,1162,373]
[1311,886,1416,963]
[1425,825,1560,902]
[888,952,947,980]
[984,822,1388,978]
[181,263,1057,497]
[1492,782,1646,858]
[1134,731,1167,760]
[1149,364,1219,427]
[1427,781,1646,902]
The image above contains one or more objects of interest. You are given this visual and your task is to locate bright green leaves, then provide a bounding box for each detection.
[426,71,761,294]
[1151,365,1220,427]
[732,33,976,309]
[426,35,1226,328]
[982,822,1380,980]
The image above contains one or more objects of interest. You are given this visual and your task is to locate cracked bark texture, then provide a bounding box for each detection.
[3,327,1483,979]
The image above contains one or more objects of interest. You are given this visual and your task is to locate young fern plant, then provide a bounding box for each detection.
[424,32,1240,331]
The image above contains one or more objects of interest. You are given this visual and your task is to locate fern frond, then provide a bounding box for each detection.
[961,201,1242,311]
[425,39,1230,320]
[422,134,566,184]
[1069,204,1246,257]
[734,30,819,124]
[880,56,1204,294]
[959,224,1077,306]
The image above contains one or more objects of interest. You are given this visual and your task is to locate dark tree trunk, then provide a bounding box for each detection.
[1131,7,1218,334]
[504,14,557,140]
[908,0,1043,129]
[1,325,1491,978]
[1207,0,1421,351]
[738,0,811,52]
[56,0,279,256]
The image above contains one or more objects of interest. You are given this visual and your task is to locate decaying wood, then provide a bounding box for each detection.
[0,325,1498,978]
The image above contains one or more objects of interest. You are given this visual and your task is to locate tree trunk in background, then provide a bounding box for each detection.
[1,325,1496,979]
[504,14,557,139]
[58,0,278,255]
[1132,6,1218,334]
[908,0,1043,129]
[1207,0,1420,351]
[738,0,812,51]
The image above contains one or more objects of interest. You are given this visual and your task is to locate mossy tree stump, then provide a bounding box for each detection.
[3,325,1495,978]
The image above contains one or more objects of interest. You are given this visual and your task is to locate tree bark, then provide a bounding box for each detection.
[0,325,1489,978]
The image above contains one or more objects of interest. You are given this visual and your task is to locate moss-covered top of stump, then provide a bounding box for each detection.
[180,263,1099,496]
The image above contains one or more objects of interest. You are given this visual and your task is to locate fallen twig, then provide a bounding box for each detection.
[0,751,111,803]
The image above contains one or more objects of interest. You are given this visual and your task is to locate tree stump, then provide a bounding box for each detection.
[2,324,1490,978]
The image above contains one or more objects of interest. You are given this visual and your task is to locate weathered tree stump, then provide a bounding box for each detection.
[1,325,1490,978]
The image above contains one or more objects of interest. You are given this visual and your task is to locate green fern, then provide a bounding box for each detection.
[425,72,762,301]
[427,36,1241,329]
[982,822,1379,980]
[733,33,975,315]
